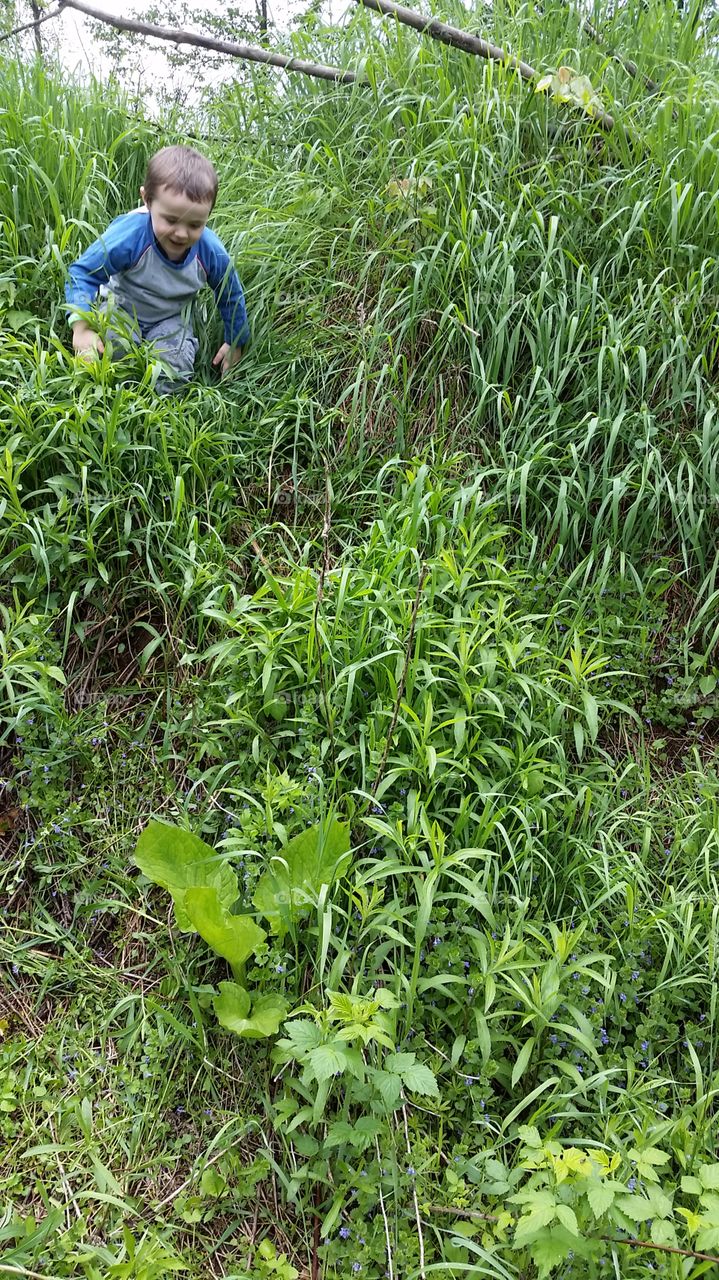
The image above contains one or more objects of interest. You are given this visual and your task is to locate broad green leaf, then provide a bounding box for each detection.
[586,1178,614,1217]
[385,1052,417,1073]
[325,1121,360,1149]
[214,983,288,1039]
[372,1069,402,1109]
[699,1164,719,1191]
[135,821,238,931]
[629,1146,669,1167]
[613,1195,654,1222]
[6,309,35,331]
[682,1176,703,1195]
[696,1226,719,1251]
[646,1185,673,1219]
[525,1229,573,1279]
[184,886,265,968]
[517,1125,542,1148]
[200,1168,226,1197]
[280,1019,322,1054]
[650,1219,677,1247]
[254,819,351,937]
[373,987,401,1009]
[514,1195,557,1246]
[555,1205,579,1236]
[306,1043,350,1082]
[525,1227,596,1278]
[400,1061,439,1098]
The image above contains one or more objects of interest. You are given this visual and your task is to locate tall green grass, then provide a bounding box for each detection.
[3,4,719,1273]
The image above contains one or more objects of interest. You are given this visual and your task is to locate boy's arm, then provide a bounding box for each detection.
[65,213,151,337]
[201,230,250,353]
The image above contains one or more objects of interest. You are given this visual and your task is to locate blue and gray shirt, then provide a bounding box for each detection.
[65,209,249,346]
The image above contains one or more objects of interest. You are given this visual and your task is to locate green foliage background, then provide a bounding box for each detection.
[3,0,719,1274]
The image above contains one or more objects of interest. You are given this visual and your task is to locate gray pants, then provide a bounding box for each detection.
[101,308,199,395]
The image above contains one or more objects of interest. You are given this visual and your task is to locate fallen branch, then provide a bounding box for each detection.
[578,12,660,95]
[358,0,536,80]
[58,0,362,83]
[355,0,615,131]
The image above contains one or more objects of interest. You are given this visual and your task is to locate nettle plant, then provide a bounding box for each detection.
[133,816,352,1038]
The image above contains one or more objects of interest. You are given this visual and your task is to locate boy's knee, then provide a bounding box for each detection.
[146,322,198,389]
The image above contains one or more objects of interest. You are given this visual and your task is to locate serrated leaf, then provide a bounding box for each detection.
[699,1164,719,1191]
[555,1204,579,1236]
[214,983,288,1039]
[306,1043,349,1083]
[586,1179,615,1217]
[184,886,266,968]
[372,1069,402,1109]
[135,820,238,931]
[518,1125,542,1148]
[647,1185,673,1218]
[400,1061,439,1098]
[614,1195,654,1222]
[630,1146,670,1166]
[696,1226,719,1251]
[514,1197,557,1246]
[650,1219,677,1247]
[682,1176,703,1195]
[5,309,35,331]
[324,1121,358,1149]
[281,1019,322,1054]
[385,1052,416,1074]
[373,987,401,1009]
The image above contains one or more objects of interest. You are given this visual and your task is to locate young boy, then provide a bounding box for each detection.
[65,145,249,393]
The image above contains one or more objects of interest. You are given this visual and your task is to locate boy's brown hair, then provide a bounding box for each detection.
[143,145,219,209]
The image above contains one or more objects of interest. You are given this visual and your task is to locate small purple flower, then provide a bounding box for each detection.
[407,1166,416,1176]
[339,1226,351,1239]
[619,992,627,1003]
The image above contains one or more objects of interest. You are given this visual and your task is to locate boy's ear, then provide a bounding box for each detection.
[140,185,148,206]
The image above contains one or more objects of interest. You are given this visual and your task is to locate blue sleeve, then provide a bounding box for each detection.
[200,229,250,347]
[65,213,152,319]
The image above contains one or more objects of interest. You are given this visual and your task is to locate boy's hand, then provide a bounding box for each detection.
[212,343,242,375]
[72,323,104,359]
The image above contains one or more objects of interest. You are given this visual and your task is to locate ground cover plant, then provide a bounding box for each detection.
[3,0,719,1274]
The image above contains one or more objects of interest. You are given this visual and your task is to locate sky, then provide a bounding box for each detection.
[54,0,316,107]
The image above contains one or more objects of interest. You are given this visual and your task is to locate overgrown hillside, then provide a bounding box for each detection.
[3,2,719,1275]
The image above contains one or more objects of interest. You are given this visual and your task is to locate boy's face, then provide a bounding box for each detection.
[141,183,213,261]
